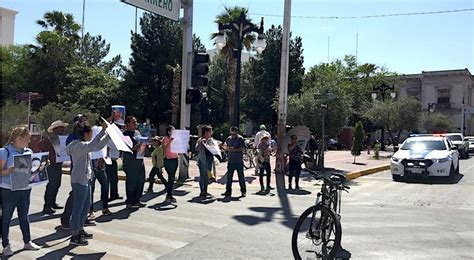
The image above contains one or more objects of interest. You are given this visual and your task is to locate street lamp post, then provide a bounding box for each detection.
[315,92,336,169]
[214,11,265,127]
[371,83,395,151]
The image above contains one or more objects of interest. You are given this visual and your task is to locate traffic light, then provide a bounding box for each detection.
[186,89,203,104]
[192,52,209,88]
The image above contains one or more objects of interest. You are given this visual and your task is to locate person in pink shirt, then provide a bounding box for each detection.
[162,125,178,203]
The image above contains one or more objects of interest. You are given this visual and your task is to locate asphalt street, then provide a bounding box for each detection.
[3,156,473,259]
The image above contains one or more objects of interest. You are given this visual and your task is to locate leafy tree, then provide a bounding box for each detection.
[364,97,421,145]
[79,33,123,76]
[29,11,82,105]
[0,45,31,103]
[34,102,98,132]
[351,121,364,163]
[207,53,229,126]
[419,112,455,133]
[241,25,305,129]
[211,6,257,123]
[1,101,29,145]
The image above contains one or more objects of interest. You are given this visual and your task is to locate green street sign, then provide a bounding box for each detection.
[122,0,180,21]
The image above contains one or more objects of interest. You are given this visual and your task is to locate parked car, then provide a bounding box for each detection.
[445,133,470,159]
[390,135,459,181]
[465,136,474,153]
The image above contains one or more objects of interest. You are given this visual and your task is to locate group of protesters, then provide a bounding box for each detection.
[0,113,304,255]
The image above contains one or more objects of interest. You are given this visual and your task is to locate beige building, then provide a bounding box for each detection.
[0,7,18,46]
[396,69,474,135]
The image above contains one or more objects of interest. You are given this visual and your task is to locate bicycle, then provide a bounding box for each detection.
[243,142,257,170]
[291,169,351,260]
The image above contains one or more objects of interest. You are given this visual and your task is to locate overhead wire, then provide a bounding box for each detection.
[249,8,474,19]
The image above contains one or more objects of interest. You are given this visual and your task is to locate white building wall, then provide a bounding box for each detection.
[0,7,18,46]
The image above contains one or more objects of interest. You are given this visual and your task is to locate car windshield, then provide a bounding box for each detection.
[447,135,462,141]
[401,140,447,150]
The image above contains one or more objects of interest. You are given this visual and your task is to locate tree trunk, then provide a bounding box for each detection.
[227,55,237,124]
[353,155,356,164]
[171,67,181,127]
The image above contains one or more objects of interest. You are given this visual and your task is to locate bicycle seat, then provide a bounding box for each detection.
[330,173,346,185]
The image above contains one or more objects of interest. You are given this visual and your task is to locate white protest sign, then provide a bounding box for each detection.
[102,118,132,153]
[171,130,190,154]
[202,138,222,159]
[55,135,70,163]
[11,152,49,190]
[90,126,107,160]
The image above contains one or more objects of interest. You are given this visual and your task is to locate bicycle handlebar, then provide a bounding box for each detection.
[304,168,350,190]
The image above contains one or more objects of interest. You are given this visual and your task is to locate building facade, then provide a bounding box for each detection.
[396,69,474,135]
[0,7,18,46]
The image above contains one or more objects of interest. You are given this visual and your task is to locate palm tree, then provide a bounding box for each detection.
[35,11,81,44]
[211,6,256,124]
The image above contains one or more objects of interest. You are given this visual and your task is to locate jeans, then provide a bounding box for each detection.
[123,154,145,205]
[147,167,167,190]
[163,158,178,198]
[2,188,32,247]
[106,159,120,199]
[225,162,247,194]
[90,169,109,210]
[259,161,271,189]
[44,163,62,208]
[198,156,213,194]
[71,183,91,234]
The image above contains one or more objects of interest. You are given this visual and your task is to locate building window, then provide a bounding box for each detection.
[437,89,450,104]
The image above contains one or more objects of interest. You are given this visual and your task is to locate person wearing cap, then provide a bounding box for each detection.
[39,120,68,215]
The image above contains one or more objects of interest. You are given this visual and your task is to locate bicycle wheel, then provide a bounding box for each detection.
[292,205,342,260]
[242,152,252,169]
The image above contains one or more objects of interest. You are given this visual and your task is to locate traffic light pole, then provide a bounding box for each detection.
[178,0,193,181]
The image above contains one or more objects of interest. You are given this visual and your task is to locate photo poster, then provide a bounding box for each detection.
[136,136,149,159]
[112,105,126,126]
[102,118,132,153]
[11,152,49,190]
[53,135,70,163]
[202,138,222,160]
[90,126,107,160]
[171,130,190,154]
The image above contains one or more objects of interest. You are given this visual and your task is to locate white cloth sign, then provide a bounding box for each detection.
[55,135,70,163]
[103,118,132,153]
[90,126,107,160]
[171,130,190,154]
[203,138,222,159]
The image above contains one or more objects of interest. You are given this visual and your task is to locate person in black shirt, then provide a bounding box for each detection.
[122,116,146,210]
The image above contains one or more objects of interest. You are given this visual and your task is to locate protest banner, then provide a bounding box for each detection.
[11,152,49,190]
[171,130,190,154]
[136,136,149,159]
[102,118,132,153]
[90,126,107,160]
[202,138,222,159]
[53,135,70,163]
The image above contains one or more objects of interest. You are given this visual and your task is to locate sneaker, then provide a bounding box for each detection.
[170,197,177,203]
[199,192,206,197]
[52,204,64,210]
[102,209,112,216]
[241,192,246,198]
[125,204,133,210]
[221,192,231,197]
[267,186,274,190]
[164,197,172,203]
[84,219,96,226]
[24,241,41,250]
[61,222,71,230]
[79,230,93,239]
[70,235,88,246]
[2,244,13,256]
[87,211,95,219]
[42,207,56,215]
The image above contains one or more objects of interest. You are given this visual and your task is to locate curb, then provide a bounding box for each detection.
[345,164,390,180]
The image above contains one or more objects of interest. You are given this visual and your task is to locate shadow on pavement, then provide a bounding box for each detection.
[11,211,60,226]
[33,226,71,248]
[188,196,217,205]
[148,201,178,211]
[94,207,136,222]
[36,244,78,260]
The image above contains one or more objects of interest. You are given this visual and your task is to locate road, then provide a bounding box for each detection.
[4,157,473,259]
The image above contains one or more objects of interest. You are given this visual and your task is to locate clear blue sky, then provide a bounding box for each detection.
[3,0,473,74]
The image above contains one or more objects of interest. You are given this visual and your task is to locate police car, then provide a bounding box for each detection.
[390,135,459,181]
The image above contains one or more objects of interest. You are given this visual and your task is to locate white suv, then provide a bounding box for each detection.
[445,133,470,159]
[391,136,459,181]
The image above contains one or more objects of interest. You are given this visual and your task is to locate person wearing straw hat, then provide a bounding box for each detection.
[39,120,68,215]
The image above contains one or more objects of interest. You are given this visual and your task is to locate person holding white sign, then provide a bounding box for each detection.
[122,116,146,210]
[1,126,41,256]
[195,126,215,197]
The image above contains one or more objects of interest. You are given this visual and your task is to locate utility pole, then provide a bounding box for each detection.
[178,0,193,181]
[276,0,292,173]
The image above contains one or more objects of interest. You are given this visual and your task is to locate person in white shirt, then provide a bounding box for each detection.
[254,125,271,148]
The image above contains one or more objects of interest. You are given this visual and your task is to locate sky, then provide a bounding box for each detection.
[2,0,473,74]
